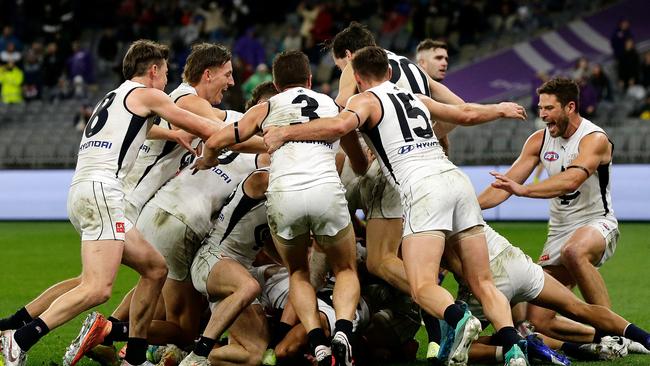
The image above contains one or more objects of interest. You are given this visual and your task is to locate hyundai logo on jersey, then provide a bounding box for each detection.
[544,151,559,161]
[398,145,415,154]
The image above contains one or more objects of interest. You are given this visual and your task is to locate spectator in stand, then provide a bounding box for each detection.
[72,102,93,131]
[310,3,333,44]
[0,62,24,104]
[1,42,22,65]
[282,25,302,52]
[578,76,598,119]
[196,2,226,41]
[97,28,118,77]
[571,57,589,81]
[22,50,43,101]
[241,63,272,100]
[640,51,650,89]
[298,1,319,43]
[66,41,95,88]
[0,26,22,52]
[233,27,266,78]
[610,18,632,60]
[42,42,65,101]
[617,38,640,90]
[589,63,613,102]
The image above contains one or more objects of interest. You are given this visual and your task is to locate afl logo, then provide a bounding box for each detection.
[544,151,559,161]
[398,145,415,155]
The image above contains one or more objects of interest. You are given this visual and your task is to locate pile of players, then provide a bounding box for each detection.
[1,22,649,366]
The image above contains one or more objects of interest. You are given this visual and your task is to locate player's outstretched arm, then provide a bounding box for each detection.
[420,96,527,129]
[478,131,543,208]
[263,93,373,154]
[132,88,220,140]
[195,102,269,171]
[147,125,197,155]
[492,132,610,198]
[427,74,464,105]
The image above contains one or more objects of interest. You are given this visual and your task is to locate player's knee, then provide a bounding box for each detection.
[366,255,384,277]
[144,254,168,281]
[241,277,262,301]
[560,243,587,266]
[85,285,113,306]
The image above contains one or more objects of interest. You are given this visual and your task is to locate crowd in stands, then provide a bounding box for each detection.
[529,18,650,122]
[0,0,621,108]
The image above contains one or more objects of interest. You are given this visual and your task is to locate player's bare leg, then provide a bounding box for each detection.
[157,279,203,346]
[120,227,168,363]
[402,231,484,365]
[559,226,610,307]
[41,240,124,327]
[318,224,360,366]
[454,226,526,363]
[527,266,594,342]
[0,277,80,331]
[275,312,331,360]
[402,233,454,317]
[273,232,331,364]
[207,304,269,366]
[7,240,124,365]
[318,224,360,322]
[202,258,262,343]
[365,218,409,293]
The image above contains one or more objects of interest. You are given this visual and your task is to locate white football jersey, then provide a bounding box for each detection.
[123,82,243,219]
[122,83,199,212]
[261,87,341,191]
[203,169,269,268]
[540,118,616,230]
[386,49,431,97]
[361,81,454,187]
[72,80,156,187]
[149,151,258,237]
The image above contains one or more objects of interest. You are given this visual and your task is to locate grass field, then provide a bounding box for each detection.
[0,221,648,365]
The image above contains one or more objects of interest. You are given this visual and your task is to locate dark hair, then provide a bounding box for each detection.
[537,78,580,109]
[416,39,448,53]
[122,39,169,79]
[329,22,376,59]
[272,51,311,90]
[351,46,389,81]
[245,81,278,110]
[182,43,231,85]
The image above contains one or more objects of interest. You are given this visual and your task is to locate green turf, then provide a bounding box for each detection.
[0,221,649,365]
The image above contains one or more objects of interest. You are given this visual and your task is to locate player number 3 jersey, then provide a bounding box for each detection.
[261,87,341,191]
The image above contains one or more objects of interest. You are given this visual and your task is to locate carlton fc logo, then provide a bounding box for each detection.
[544,151,559,161]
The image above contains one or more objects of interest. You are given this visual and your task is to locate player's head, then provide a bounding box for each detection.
[351,46,390,91]
[183,43,234,104]
[245,81,278,110]
[123,39,169,90]
[416,39,448,82]
[272,51,312,91]
[329,22,376,71]
[537,78,580,138]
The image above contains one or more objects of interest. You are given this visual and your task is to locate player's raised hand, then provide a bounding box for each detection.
[490,171,529,196]
[191,156,218,175]
[172,129,198,155]
[263,126,288,154]
[498,102,528,120]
